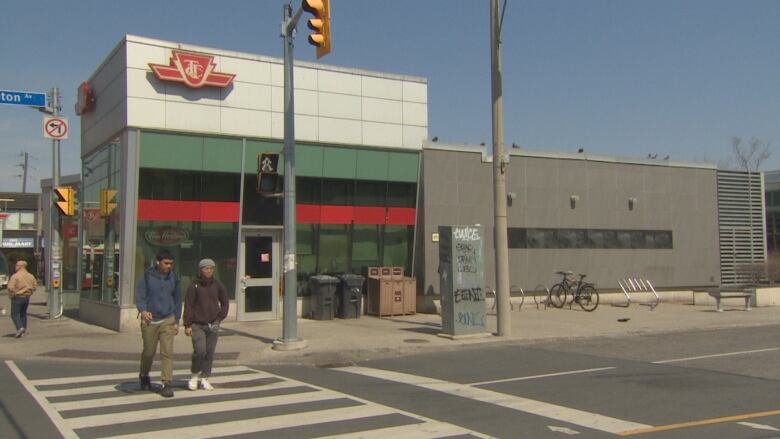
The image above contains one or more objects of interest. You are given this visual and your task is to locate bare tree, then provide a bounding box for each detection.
[732,137,771,172]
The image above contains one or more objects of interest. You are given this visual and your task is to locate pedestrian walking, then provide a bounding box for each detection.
[8,260,36,338]
[184,258,229,391]
[135,249,182,398]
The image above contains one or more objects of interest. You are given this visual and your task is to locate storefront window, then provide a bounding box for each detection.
[242,175,283,225]
[135,221,238,299]
[352,225,382,274]
[383,225,414,273]
[318,224,349,273]
[80,138,122,303]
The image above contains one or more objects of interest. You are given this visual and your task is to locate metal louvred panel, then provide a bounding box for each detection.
[716,170,767,285]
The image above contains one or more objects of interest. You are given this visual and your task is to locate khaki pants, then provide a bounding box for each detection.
[140,315,176,383]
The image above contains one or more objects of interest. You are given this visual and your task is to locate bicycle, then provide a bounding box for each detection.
[549,271,600,311]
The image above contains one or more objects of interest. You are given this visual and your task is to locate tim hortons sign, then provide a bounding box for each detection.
[149,50,235,88]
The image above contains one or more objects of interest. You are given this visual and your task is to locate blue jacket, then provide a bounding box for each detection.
[135,267,182,323]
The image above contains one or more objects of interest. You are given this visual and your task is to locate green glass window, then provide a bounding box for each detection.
[296,224,318,279]
[242,175,283,226]
[383,225,413,273]
[354,181,387,207]
[352,225,382,274]
[318,225,350,273]
[297,177,322,204]
[387,182,417,207]
[321,179,353,206]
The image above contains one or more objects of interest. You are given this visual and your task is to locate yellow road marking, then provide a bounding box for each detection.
[618,409,780,436]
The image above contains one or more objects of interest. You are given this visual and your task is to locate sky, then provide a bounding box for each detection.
[0,0,779,192]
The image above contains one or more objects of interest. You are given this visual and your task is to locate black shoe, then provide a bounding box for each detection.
[139,374,151,391]
[160,383,174,398]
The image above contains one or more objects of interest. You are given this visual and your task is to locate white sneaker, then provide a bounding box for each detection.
[187,374,199,391]
[200,377,214,390]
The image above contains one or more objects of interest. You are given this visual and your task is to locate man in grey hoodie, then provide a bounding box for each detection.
[135,249,182,398]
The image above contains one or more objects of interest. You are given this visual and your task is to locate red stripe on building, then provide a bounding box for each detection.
[137,200,415,225]
[386,207,416,225]
[138,200,239,222]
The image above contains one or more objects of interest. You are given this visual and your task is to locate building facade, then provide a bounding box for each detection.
[77,35,427,330]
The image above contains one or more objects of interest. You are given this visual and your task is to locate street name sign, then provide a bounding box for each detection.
[0,90,46,107]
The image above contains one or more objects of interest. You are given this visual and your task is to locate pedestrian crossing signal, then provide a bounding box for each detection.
[257,153,281,195]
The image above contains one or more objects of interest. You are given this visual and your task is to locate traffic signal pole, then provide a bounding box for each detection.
[491,0,511,336]
[274,2,307,351]
[48,87,63,319]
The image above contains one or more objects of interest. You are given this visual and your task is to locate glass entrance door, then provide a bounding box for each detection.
[238,230,279,321]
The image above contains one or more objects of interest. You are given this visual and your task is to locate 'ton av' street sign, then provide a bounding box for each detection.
[0,89,46,107]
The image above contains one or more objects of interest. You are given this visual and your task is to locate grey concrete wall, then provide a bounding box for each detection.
[420,147,720,296]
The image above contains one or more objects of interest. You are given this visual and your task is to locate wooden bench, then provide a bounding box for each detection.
[707,287,755,312]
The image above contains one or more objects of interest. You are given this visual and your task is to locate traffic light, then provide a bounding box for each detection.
[302,0,331,58]
[54,186,75,216]
[100,189,118,218]
[257,152,281,195]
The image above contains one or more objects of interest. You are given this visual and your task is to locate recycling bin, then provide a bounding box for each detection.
[337,274,365,319]
[308,275,339,320]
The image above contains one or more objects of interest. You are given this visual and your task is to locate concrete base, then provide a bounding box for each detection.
[437,332,493,340]
[272,338,309,351]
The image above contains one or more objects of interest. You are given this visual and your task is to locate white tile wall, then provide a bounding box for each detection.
[126,42,165,70]
[318,92,361,119]
[403,81,428,103]
[89,37,428,152]
[221,82,272,112]
[318,70,361,95]
[363,76,402,100]
[319,117,362,144]
[363,121,403,148]
[127,97,165,129]
[218,56,272,85]
[362,97,402,124]
[221,107,272,137]
[403,102,428,126]
[403,126,428,149]
[165,101,221,133]
[164,82,222,106]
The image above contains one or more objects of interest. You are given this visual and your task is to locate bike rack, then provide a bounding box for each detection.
[614,277,660,310]
[488,285,526,312]
[531,284,551,310]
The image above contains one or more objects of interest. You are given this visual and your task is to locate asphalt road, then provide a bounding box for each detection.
[3,325,780,438]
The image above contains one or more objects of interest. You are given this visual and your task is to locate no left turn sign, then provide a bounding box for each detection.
[43,116,69,140]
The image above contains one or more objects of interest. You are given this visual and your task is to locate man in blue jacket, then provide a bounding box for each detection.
[135,249,182,398]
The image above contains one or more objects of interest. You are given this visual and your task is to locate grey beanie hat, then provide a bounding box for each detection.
[198,258,216,269]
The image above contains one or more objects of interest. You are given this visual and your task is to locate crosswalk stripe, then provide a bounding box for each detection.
[335,366,652,434]
[67,388,343,429]
[100,405,393,439]
[30,365,251,386]
[5,361,79,439]
[316,420,486,439]
[52,380,303,411]
[40,371,275,397]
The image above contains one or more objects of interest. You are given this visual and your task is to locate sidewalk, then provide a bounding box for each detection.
[2,287,779,366]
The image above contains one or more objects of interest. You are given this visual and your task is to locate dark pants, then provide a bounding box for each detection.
[11,296,29,331]
[190,322,220,377]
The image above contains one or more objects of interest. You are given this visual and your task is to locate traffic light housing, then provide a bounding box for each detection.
[257,152,281,195]
[302,0,331,58]
[100,189,118,218]
[54,186,75,216]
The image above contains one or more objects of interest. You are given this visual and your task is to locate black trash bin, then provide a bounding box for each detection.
[337,274,365,319]
[309,275,339,320]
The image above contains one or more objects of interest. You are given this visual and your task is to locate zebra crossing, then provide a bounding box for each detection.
[6,361,491,439]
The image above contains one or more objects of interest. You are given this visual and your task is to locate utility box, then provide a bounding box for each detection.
[308,275,339,320]
[337,274,364,319]
[438,225,488,337]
